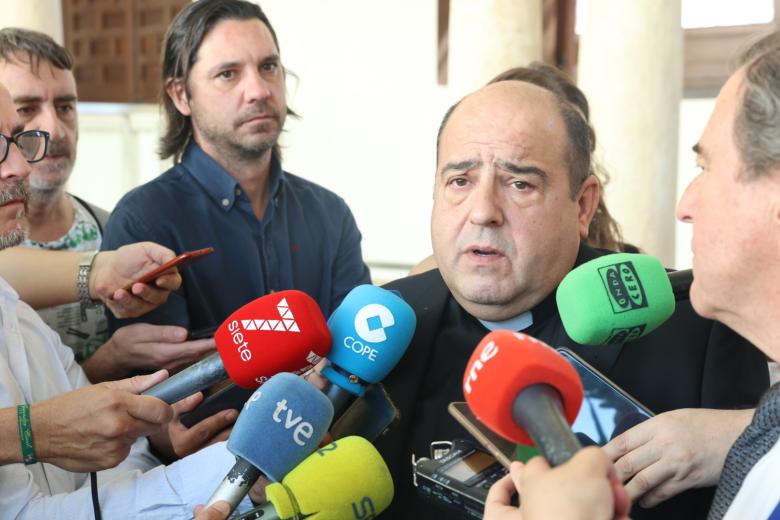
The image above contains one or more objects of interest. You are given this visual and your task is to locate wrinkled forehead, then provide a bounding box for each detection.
[0,56,77,98]
[0,84,21,134]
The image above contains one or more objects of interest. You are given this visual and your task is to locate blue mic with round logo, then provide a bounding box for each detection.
[320,284,416,416]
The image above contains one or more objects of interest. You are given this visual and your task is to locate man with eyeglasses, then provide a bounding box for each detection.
[0,80,265,518]
[0,30,231,417]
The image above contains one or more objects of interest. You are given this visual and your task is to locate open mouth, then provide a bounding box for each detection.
[469,246,501,257]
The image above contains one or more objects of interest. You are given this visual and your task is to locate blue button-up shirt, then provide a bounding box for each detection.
[102,143,370,332]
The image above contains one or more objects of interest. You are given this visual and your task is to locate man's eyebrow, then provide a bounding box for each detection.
[12,95,43,104]
[54,95,77,103]
[10,123,25,134]
[692,143,705,158]
[439,159,481,175]
[495,159,549,184]
[207,61,243,75]
[207,54,281,76]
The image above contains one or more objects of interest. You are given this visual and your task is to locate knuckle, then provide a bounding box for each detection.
[616,456,634,477]
[104,418,128,437]
[632,472,653,493]
[613,434,630,456]
[105,392,125,412]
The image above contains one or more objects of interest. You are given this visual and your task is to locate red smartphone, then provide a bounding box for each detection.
[122,247,214,291]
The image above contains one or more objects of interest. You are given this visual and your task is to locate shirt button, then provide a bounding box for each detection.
[221,198,230,207]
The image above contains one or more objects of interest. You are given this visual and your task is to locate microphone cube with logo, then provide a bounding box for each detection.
[215,290,332,388]
[228,372,334,482]
[556,253,676,345]
[322,285,416,397]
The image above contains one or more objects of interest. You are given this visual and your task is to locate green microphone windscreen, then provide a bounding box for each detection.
[265,436,394,519]
[556,253,675,344]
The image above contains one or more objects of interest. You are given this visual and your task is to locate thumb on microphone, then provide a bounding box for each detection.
[104,369,170,393]
[102,369,174,425]
[193,500,231,520]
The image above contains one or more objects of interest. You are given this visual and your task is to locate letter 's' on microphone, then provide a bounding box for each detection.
[241,436,394,520]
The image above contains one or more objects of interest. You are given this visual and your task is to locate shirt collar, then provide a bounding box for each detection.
[180,142,286,212]
[478,312,534,332]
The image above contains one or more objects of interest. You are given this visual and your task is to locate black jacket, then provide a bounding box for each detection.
[375,244,769,519]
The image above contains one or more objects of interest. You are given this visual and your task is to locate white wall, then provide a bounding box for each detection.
[675,97,716,270]
[263,1,450,273]
[69,104,170,209]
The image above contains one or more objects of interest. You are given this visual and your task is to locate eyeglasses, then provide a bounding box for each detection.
[0,130,50,164]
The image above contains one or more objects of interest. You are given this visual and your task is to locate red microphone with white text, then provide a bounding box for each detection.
[143,290,332,403]
[463,330,584,466]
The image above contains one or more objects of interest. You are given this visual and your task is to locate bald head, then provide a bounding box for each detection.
[431,78,601,321]
[437,81,592,196]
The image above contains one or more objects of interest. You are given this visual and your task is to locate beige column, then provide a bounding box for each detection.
[578,0,682,265]
[448,0,543,96]
[2,0,64,43]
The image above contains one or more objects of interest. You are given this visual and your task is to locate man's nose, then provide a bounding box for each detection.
[32,105,64,142]
[468,181,504,227]
[244,69,272,104]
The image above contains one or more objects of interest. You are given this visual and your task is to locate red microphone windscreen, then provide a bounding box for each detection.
[463,330,583,446]
[215,290,332,388]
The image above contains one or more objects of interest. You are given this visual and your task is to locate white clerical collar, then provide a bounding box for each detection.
[478,311,533,332]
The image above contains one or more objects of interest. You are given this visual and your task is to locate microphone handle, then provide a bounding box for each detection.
[204,457,263,514]
[321,380,358,420]
[511,384,582,466]
[142,352,228,404]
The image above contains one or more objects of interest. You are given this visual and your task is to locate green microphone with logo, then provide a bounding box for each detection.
[556,253,692,345]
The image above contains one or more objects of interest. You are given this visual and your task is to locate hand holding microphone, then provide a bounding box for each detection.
[143,290,332,404]
[484,448,631,520]
[27,370,173,472]
[463,330,583,466]
[556,253,691,344]
[466,331,631,519]
[197,436,395,520]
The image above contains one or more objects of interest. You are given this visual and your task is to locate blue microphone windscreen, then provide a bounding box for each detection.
[227,372,334,481]
[323,285,416,395]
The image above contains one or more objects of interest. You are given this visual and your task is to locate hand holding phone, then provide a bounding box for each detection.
[122,247,213,291]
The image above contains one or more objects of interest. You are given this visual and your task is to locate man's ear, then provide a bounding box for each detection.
[576,175,601,240]
[165,78,192,117]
